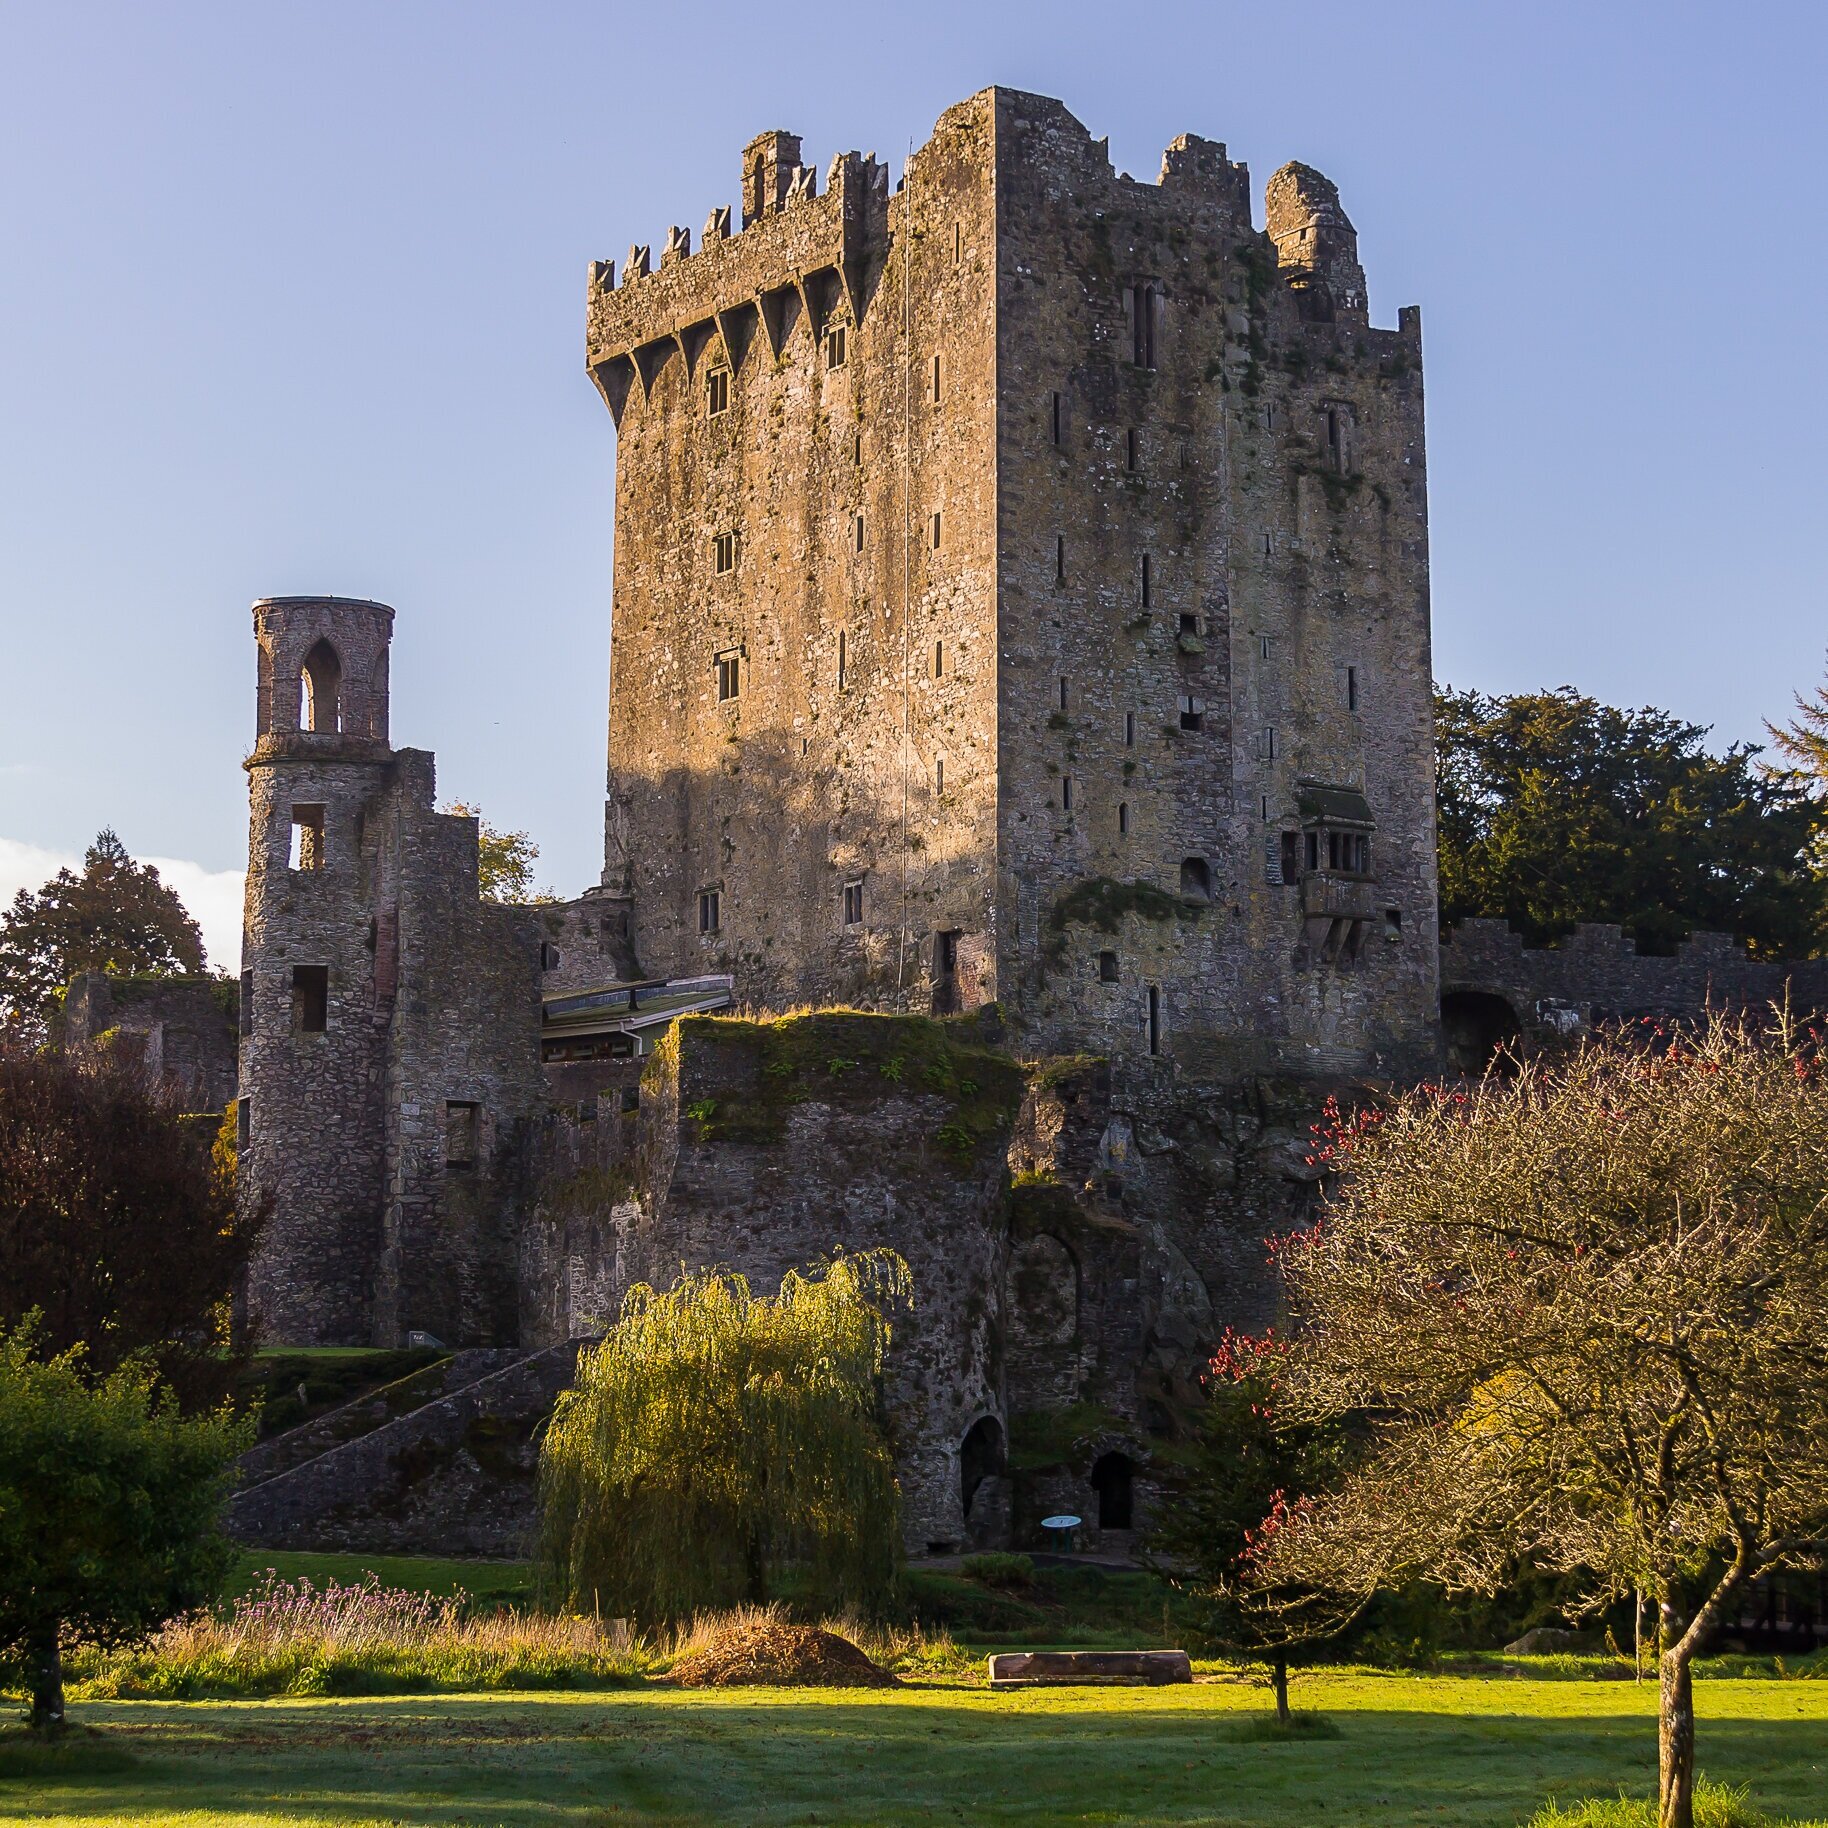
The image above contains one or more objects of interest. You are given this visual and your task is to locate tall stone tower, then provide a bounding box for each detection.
[240,596,397,1345]
[239,596,546,1348]
[585,87,1439,1082]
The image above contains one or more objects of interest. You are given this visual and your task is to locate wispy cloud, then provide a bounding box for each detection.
[0,837,244,974]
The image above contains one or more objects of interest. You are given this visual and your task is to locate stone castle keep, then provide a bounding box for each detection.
[222,89,1828,1556]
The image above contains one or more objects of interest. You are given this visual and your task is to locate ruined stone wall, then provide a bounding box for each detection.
[60,972,239,1114]
[1441,918,1828,1049]
[991,93,1438,1079]
[588,108,1001,1014]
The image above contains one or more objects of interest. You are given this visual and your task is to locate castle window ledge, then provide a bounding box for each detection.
[1301,875,1380,922]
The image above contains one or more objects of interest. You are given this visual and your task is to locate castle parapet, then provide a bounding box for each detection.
[585,143,890,425]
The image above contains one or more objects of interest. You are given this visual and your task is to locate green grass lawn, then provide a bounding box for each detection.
[225,1549,535,1608]
[4,1673,1825,1827]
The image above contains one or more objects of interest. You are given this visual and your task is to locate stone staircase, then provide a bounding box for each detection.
[226,1341,585,1558]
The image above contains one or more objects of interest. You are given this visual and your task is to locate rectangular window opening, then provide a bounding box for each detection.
[698,889,721,934]
[1179,696,1205,733]
[289,804,326,872]
[1139,553,1151,608]
[826,325,847,369]
[1118,801,1129,835]
[712,530,737,574]
[931,354,942,402]
[935,757,944,794]
[1259,634,1272,661]
[1062,775,1074,813]
[1147,983,1162,1055]
[1347,665,1359,712]
[1050,391,1062,444]
[291,965,328,1034]
[1055,535,1065,583]
[716,649,741,702]
[1126,428,1139,472]
[934,639,944,677]
[1058,677,1069,712]
[445,1100,480,1168]
[235,1096,250,1151]
[1385,907,1403,939]
[843,880,864,926]
[837,631,848,690]
[1099,950,1120,984]
[930,511,942,549]
[953,222,962,263]
[853,432,862,465]
[707,367,730,415]
[1282,831,1303,881]
[1124,711,1135,747]
[1178,612,1202,638]
[1261,725,1276,761]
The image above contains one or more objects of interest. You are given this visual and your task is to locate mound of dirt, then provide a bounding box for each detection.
[664,1619,897,1689]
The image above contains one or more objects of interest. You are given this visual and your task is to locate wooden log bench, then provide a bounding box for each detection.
[986,1649,1193,1687]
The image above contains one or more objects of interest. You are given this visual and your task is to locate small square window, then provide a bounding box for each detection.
[716,650,741,702]
[826,325,847,369]
[291,965,328,1033]
[1179,696,1205,733]
[707,367,730,415]
[843,880,864,926]
[698,889,721,934]
[1099,950,1120,983]
[712,531,737,574]
[445,1100,480,1167]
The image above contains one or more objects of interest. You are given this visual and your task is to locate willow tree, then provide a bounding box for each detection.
[1255,1018,1828,1828]
[539,1251,909,1624]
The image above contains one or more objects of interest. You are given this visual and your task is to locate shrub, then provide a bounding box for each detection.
[1525,1781,1794,1827]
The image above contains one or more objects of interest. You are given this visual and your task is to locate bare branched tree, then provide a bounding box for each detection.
[1256,1015,1828,1828]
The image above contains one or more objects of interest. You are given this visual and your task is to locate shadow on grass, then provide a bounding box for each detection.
[0,1725,141,1781]
[1218,1711,1344,1742]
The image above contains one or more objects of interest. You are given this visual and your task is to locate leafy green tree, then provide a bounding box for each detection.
[0,1327,249,1730]
[539,1252,909,1624]
[1436,686,1827,958]
[1256,1015,1828,1828]
[1146,1326,1357,1721]
[0,832,207,1042]
[1765,663,1828,787]
[0,1049,260,1406]
[442,802,555,904]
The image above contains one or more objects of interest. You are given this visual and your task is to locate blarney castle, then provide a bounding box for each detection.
[181,89,1825,1559]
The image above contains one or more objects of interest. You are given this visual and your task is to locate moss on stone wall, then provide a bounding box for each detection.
[674,1009,1025,1160]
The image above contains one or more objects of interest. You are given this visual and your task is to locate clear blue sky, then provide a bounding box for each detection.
[3,1,1825,963]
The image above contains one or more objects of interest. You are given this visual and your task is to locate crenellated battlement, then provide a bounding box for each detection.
[585,143,890,425]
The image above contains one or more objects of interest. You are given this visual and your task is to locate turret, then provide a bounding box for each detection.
[240,596,398,1344]
[1265,162,1368,326]
[740,130,804,227]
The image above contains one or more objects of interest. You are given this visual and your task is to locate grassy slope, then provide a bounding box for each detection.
[4,1677,1825,1828]
[225,1550,534,1607]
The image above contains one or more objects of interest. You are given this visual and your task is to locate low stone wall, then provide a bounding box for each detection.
[224,1342,581,1557]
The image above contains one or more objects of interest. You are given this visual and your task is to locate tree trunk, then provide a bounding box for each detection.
[743,1531,768,1605]
[1271,1657,1291,1725]
[29,1629,65,1734]
[1657,1647,1695,1828]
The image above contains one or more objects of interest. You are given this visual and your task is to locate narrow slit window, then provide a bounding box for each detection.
[1124,711,1135,747]
[1055,535,1065,583]
[1118,801,1129,834]
[1050,391,1062,444]
[716,649,741,702]
[1058,677,1069,712]
[826,325,847,369]
[1062,776,1074,813]
[843,880,864,926]
[837,631,847,690]
[1259,634,1272,660]
[934,639,944,677]
[712,530,737,574]
[236,1096,250,1151]
[291,965,328,1034]
[1260,795,1270,822]
[1139,554,1151,608]
[1147,983,1162,1055]
[935,758,944,794]
[1282,831,1303,881]
[854,513,865,553]
[1130,284,1157,369]
[953,222,962,263]
[1126,428,1138,472]
[931,354,942,402]
[930,511,942,549]
[707,367,730,415]
[1261,725,1276,760]
[853,432,862,465]
[698,889,721,934]
[289,804,326,871]
[1347,665,1359,712]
